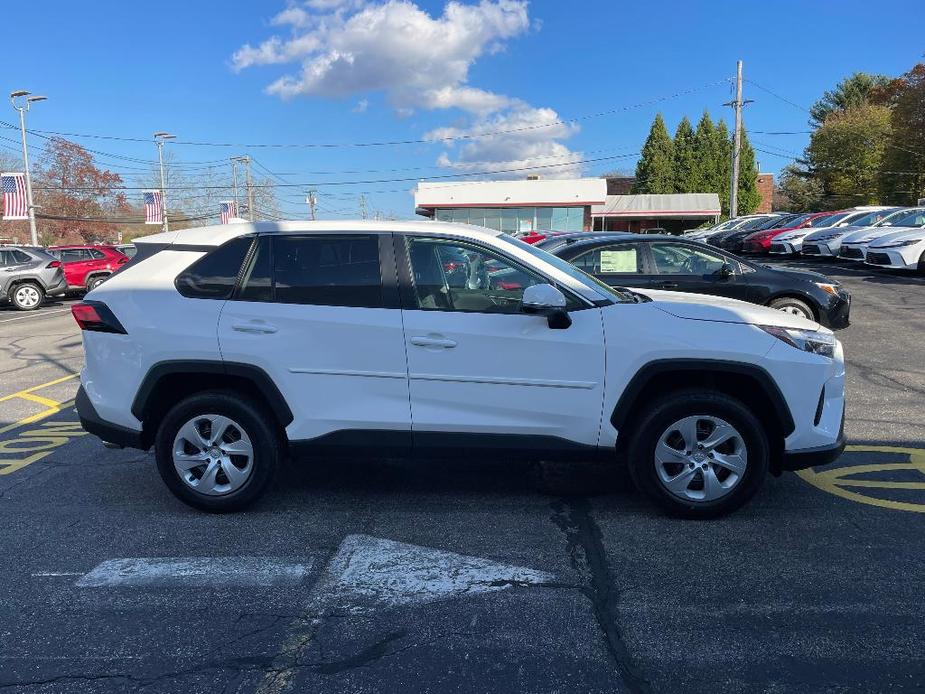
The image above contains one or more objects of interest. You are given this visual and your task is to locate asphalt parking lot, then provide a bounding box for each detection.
[1,258,924,693]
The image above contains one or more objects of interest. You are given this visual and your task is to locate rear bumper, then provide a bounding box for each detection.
[76,385,147,450]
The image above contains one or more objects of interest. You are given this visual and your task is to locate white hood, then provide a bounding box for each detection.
[634,288,823,331]
[868,227,925,248]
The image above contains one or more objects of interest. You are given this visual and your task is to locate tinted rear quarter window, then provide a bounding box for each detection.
[175,236,253,299]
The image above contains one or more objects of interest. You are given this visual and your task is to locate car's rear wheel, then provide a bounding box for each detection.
[86,275,108,291]
[769,296,814,321]
[154,391,280,512]
[627,390,769,518]
[10,282,44,311]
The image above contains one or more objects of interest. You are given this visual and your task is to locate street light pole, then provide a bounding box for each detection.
[153,132,175,233]
[10,90,47,246]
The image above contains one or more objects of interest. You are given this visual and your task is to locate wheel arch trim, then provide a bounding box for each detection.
[131,360,294,428]
[610,359,795,436]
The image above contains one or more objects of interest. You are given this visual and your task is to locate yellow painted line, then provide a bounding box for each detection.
[0,408,83,476]
[0,399,74,436]
[0,373,78,403]
[16,392,61,409]
[796,444,925,514]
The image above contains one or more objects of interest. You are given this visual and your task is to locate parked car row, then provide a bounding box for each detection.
[684,206,925,272]
[0,243,135,310]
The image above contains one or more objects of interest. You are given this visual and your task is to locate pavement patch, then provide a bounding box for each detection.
[308,533,556,615]
[797,444,925,513]
[75,557,314,588]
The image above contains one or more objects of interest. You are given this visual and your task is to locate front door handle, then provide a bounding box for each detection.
[410,335,457,349]
[232,321,278,334]
[657,281,679,289]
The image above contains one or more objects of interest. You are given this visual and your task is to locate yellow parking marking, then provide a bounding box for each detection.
[15,392,61,409]
[0,373,78,402]
[797,445,925,513]
[0,413,86,475]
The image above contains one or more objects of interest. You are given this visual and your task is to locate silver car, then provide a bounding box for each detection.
[0,246,68,310]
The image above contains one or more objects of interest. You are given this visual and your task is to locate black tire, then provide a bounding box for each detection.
[626,390,769,519]
[768,296,815,321]
[86,275,108,291]
[9,282,45,311]
[154,391,281,512]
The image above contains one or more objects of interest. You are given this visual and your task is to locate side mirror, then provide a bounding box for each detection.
[522,283,572,329]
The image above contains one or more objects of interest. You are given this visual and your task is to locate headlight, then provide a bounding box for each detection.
[814,282,839,296]
[877,238,922,248]
[760,325,836,358]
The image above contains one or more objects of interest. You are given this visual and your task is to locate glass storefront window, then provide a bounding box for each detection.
[433,206,585,232]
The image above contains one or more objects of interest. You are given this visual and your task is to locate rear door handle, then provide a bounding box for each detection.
[231,321,278,334]
[657,281,679,289]
[410,335,457,349]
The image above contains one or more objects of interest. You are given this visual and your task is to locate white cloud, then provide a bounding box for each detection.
[233,1,583,176]
[352,98,369,113]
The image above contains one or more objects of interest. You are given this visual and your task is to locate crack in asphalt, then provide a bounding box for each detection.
[551,497,652,694]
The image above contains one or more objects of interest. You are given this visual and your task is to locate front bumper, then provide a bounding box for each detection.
[769,241,801,255]
[838,245,866,261]
[801,242,838,257]
[865,249,917,270]
[780,430,846,471]
[819,291,851,330]
[76,385,147,450]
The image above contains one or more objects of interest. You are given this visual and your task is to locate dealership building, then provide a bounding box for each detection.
[414,178,722,235]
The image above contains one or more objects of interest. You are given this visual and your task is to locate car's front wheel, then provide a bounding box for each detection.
[769,296,814,321]
[627,391,769,518]
[10,282,44,310]
[154,391,280,512]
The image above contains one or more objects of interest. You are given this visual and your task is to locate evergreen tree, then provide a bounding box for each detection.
[632,113,675,194]
[713,119,733,213]
[672,117,696,193]
[735,127,762,214]
[690,111,716,194]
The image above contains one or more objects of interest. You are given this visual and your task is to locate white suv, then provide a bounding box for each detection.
[74,221,846,518]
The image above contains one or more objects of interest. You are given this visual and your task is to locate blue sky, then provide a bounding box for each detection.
[1,0,922,221]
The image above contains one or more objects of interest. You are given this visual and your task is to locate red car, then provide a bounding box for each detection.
[741,211,840,254]
[46,245,130,292]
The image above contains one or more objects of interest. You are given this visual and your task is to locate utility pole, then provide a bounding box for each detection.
[724,60,751,218]
[307,190,317,220]
[231,158,240,214]
[153,132,175,233]
[359,194,368,220]
[232,155,255,221]
[9,90,47,246]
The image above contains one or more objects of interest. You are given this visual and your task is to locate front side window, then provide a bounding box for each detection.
[406,237,555,313]
[60,249,89,262]
[175,236,253,299]
[572,244,645,275]
[650,243,728,275]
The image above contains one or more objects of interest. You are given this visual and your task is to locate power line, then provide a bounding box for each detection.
[0,82,726,150]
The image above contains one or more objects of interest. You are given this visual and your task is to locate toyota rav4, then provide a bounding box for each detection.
[74,221,846,518]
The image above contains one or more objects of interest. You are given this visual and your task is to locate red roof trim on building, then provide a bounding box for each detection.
[416,201,605,209]
[596,210,721,217]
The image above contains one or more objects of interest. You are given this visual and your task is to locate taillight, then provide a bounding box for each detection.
[71,301,127,334]
[46,260,61,268]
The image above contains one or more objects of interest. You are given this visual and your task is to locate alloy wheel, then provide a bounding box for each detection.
[776,304,811,319]
[654,415,747,502]
[172,414,254,496]
[14,285,41,309]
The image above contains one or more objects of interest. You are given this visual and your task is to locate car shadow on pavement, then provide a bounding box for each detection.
[276,455,636,500]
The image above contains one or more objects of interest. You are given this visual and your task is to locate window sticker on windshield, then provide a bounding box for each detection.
[600,249,637,273]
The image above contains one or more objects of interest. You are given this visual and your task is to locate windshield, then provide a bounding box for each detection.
[881,208,925,227]
[739,216,774,230]
[848,209,895,227]
[765,215,797,229]
[814,211,852,227]
[497,233,632,303]
[808,214,835,227]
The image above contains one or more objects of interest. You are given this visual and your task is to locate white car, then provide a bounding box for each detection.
[769,210,868,255]
[73,221,846,518]
[801,207,899,257]
[864,226,925,271]
[838,208,925,261]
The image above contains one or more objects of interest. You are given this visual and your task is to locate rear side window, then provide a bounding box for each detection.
[11,250,31,264]
[88,249,106,259]
[175,236,253,299]
[238,235,382,308]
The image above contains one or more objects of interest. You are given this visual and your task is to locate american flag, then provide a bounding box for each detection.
[220,200,237,224]
[143,190,162,225]
[1,173,28,220]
